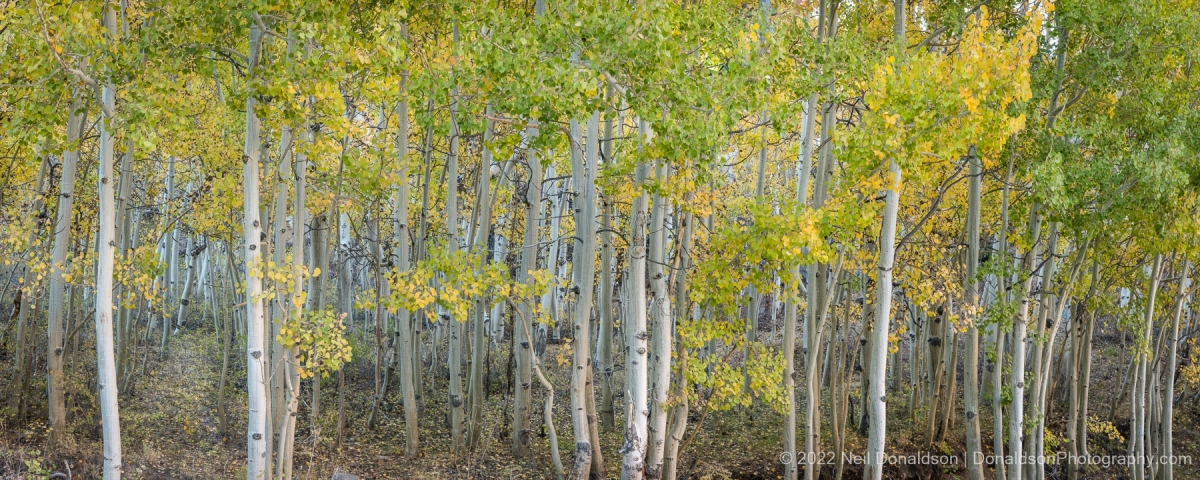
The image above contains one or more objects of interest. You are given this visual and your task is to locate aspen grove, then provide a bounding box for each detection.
[3,0,1200,479]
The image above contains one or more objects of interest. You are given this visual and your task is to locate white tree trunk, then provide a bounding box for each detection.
[620,119,652,480]
[646,159,672,479]
[1132,254,1163,480]
[276,72,309,477]
[964,148,983,480]
[1161,259,1189,480]
[47,97,86,448]
[566,115,598,479]
[242,23,270,480]
[467,106,496,450]
[446,83,466,451]
[392,73,420,458]
[94,5,124,478]
[865,160,900,480]
[514,122,542,456]
[1008,206,1042,480]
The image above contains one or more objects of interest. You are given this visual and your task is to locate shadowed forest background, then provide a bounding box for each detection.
[3,0,1200,479]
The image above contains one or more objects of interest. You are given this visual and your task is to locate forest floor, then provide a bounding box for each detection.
[4,323,1200,479]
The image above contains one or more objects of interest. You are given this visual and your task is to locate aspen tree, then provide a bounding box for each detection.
[47,98,86,449]
[393,65,420,458]
[864,4,905,479]
[93,2,124,477]
[963,147,982,480]
[620,120,652,480]
[242,22,270,480]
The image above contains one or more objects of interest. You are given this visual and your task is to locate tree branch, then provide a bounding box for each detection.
[33,0,114,118]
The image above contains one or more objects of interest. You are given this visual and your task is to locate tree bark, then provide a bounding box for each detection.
[1008,205,1043,480]
[242,23,270,480]
[93,5,125,478]
[514,121,542,456]
[446,82,467,452]
[620,120,652,480]
[646,158,671,480]
[864,160,900,480]
[47,96,86,450]
[963,147,983,480]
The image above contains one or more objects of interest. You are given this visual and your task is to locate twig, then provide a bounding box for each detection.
[33,0,114,118]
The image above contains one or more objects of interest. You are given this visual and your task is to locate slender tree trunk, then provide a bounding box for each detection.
[784,88,818,480]
[514,122,542,456]
[864,160,901,480]
[1024,222,1059,480]
[598,95,617,431]
[10,155,49,417]
[219,248,233,439]
[566,115,599,480]
[1132,255,1163,480]
[1067,261,1100,480]
[242,23,270,480]
[620,121,652,480]
[992,153,1015,480]
[662,208,693,480]
[646,159,672,480]
[114,142,136,382]
[390,72,420,458]
[1009,206,1043,480]
[276,89,308,478]
[270,119,295,447]
[307,211,329,439]
[446,82,467,452]
[1079,302,1096,458]
[92,5,125,478]
[808,90,836,480]
[964,147,983,480]
[467,107,496,450]
[47,97,86,450]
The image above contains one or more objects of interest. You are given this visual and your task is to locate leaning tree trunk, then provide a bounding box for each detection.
[783,86,818,480]
[9,155,49,416]
[661,208,694,480]
[242,23,270,480]
[47,96,86,450]
[1024,222,1059,480]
